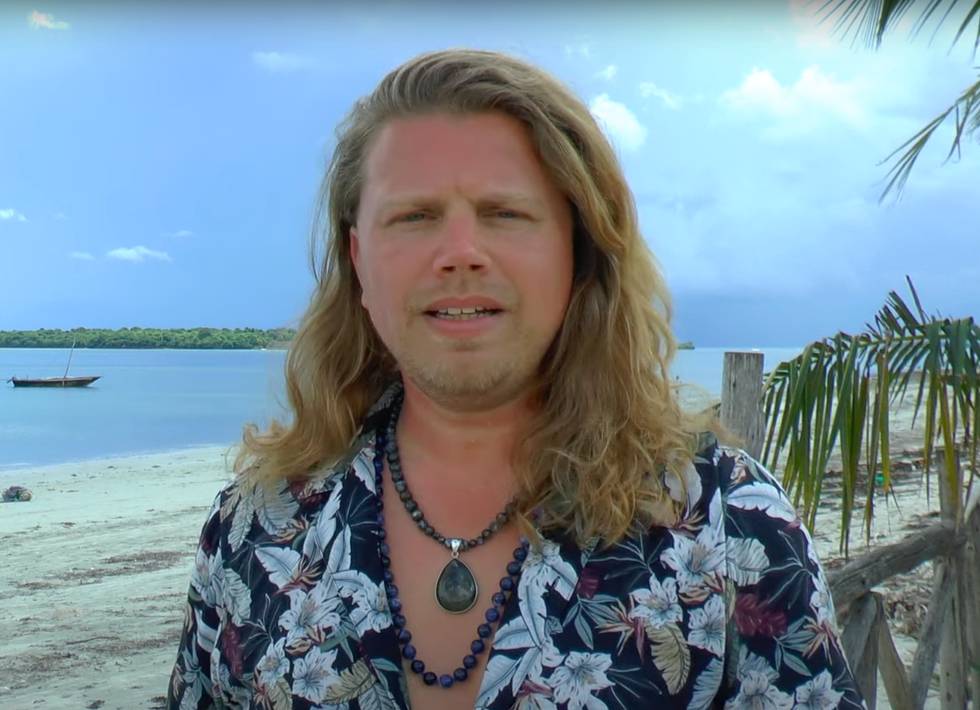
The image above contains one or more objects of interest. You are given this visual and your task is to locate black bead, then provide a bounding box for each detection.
[416,519,428,531]
[469,538,480,548]
[423,672,437,686]
[405,500,418,512]
[394,480,407,493]
[453,668,468,682]
[436,534,446,544]
[381,556,391,568]
[410,510,424,522]
[496,512,508,525]
[423,524,434,536]
[411,659,425,674]
[463,654,477,669]
[488,522,500,533]
[400,491,413,502]
[482,529,492,539]
[398,629,411,643]
[506,561,522,576]
[477,623,492,638]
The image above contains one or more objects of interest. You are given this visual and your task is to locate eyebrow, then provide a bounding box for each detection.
[376,192,545,215]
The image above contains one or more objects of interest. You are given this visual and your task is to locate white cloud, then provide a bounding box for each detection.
[719,66,872,131]
[563,41,592,59]
[163,229,193,238]
[597,64,617,81]
[589,94,648,152]
[252,52,308,73]
[70,252,94,260]
[639,82,681,109]
[28,10,69,30]
[54,213,69,220]
[106,246,172,262]
[0,209,26,222]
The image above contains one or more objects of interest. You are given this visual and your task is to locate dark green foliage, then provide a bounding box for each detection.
[0,327,296,350]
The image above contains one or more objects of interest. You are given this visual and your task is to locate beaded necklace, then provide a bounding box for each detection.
[373,393,528,689]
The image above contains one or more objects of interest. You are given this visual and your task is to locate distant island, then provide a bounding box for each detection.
[0,328,693,352]
[0,327,296,350]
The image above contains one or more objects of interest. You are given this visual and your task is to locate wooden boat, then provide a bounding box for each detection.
[9,375,101,388]
[7,337,101,388]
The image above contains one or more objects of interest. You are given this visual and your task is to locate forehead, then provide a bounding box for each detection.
[359,111,558,204]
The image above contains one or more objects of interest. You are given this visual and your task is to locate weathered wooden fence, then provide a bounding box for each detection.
[719,350,980,710]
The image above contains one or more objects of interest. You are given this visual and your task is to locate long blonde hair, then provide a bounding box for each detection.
[235,48,719,547]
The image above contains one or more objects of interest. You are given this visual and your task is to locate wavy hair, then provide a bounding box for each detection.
[235,47,720,547]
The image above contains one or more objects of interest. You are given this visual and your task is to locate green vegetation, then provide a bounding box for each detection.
[0,327,296,350]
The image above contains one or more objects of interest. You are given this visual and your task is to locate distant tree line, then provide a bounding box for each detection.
[0,327,297,350]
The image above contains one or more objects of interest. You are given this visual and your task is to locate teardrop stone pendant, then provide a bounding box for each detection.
[435,539,478,614]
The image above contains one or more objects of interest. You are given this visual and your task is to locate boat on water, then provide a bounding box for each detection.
[6,337,101,388]
[9,375,101,388]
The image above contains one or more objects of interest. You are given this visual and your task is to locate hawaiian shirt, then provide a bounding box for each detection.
[166,383,867,709]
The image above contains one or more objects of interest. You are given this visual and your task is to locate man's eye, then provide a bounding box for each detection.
[398,212,429,223]
[492,210,521,219]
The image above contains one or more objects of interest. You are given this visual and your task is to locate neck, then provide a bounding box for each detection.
[393,377,534,493]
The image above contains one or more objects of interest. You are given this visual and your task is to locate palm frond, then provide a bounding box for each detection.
[761,278,980,555]
[878,72,980,202]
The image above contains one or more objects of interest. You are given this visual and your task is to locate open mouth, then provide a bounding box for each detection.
[425,307,503,321]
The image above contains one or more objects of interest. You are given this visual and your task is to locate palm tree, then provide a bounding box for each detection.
[809,0,980,201]
[759,276,979,555]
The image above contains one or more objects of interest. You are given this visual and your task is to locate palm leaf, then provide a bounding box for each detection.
[760,277,979,554]
[808,0,980,200]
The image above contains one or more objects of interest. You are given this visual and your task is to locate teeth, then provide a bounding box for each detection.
[438,307,491,315]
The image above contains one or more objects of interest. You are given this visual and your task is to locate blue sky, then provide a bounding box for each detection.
[2,2,978,347]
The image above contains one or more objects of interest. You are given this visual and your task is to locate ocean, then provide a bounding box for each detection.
[0,346,803,472]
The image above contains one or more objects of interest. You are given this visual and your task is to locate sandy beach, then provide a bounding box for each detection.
[0,399,966,709]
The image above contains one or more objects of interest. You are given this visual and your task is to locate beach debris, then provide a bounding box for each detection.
[1,486,32,502]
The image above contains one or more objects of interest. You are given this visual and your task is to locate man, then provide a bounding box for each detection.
[167,48,865,710]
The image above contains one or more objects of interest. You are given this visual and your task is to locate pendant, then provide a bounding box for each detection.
[435,539,478,614]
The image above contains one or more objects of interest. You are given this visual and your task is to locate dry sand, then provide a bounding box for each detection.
[0,399,970,709]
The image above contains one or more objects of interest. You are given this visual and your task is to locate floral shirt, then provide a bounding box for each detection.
[167,384,866,710]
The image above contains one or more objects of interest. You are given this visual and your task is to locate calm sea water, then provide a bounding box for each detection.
[0,346,802,472]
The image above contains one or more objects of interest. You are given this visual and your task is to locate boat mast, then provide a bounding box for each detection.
[63,336,77,381]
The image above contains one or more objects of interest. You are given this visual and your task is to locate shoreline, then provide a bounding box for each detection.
[0,443,241,479]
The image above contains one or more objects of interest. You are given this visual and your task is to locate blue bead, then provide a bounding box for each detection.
[485,608,500,623]
[471,639,485,654]
[380,542,390,555]
[499,577,514,591]
[439,674,454,688]
[398,628,411,643]
[477,623,492,638]
[463,654,477,669]
[381,556,391,568]
[377,514,385,525]
[386,584,398,599]
[410,659,425,674]
[383,570,394,584]
[513,547,527,561]
[423,672,437,686]
[389,598,402,613]
[402,644,417,660]
[506,561,522,576]
[393,614,406,628]
[454,668,468,682]
[492,592,506,607]
[376,528,387,540]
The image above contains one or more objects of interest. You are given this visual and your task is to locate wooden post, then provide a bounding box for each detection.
[937,448,968,710]
[720,351,765,460]
[910,559,956,710]
[841,593,880,709]
[964,492,980,709]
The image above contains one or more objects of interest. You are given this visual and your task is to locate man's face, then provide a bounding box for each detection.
[350,111,575,411]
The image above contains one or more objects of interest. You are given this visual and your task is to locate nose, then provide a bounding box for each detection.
[432,211,490,274]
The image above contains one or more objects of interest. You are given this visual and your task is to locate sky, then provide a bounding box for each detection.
[1,1,978,347]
